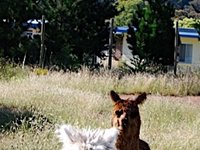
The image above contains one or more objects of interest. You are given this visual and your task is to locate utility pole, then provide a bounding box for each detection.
[174,20,179,76]
[108,18,114,70]
[39,15,45,68]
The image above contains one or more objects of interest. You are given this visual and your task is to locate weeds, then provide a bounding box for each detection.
[0,59,28,80]
[0,104,52,133]
[0,66,200,149]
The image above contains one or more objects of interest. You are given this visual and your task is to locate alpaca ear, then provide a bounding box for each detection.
[110,90,121,103]
[134,92,147,105]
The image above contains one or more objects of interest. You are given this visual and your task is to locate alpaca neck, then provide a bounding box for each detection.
[116,130,140,150]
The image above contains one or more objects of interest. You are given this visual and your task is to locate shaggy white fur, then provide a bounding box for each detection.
[56,124,119,150]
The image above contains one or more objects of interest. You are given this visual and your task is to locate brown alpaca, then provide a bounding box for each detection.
[110,90,150,150]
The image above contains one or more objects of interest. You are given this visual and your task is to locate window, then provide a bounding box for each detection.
[179,44,193,63]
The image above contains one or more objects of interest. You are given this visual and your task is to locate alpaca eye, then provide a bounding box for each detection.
[115,110,123,118]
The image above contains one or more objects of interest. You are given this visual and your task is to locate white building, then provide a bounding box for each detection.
[114,26,200,67]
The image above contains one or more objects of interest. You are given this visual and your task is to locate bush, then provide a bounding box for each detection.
[0,59,28,80]
[33,68,49,76]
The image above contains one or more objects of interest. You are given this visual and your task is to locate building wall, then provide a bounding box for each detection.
[121,35,136,67]
[116,31,200,67]
[192,43,200,65]
[180,37,200,65]
[122,35,132,60]
[113,36,123,60]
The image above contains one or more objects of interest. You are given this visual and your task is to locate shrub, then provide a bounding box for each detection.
[33,68,49,76]
[0,59,28,80]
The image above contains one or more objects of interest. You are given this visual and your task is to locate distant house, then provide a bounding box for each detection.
[22,19,48,38]
[178,28,200,65]
[113,26,200,67]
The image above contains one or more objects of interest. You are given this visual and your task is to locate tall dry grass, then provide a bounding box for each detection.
[0,68,200,149]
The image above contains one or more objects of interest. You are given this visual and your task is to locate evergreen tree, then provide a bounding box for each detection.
[0,0,118,69]
[114,0,142,26]
[0,0,42,62]
[39,0,118,68]
[127,0,175,73]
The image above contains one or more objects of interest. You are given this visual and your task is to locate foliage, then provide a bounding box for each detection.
[0,104,51,133]
[126,0,175,73]
[0,59,28,80]
[174,0,200,19]
[190,0,200,13]
[0,0,118,69]
[114,0,141,26]
[178,17,200,28]
[119,58,167,74]
[115,0,200,25]
[0,0,42,62]
[34,68,48,76]
[65,0,117,62]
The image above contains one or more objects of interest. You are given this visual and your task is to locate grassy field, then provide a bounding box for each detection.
[0,69,200,150]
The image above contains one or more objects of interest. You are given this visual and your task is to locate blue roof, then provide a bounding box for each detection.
[114,26,129,34]
[115,26,200,38]
[178,28,199,38]
[22,19,48,29]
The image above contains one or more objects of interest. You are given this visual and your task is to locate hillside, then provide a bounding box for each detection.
[169,0,200,18]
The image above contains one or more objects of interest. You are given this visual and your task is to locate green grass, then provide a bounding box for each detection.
[0,68,200,149]
[140,96,200,150]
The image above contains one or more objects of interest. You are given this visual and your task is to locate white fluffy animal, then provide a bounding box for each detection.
[56,124,119,150]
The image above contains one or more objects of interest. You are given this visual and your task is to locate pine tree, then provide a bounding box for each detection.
[126,0,175,73]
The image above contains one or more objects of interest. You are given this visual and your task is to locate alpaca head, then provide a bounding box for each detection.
[110,90,146,135]
[56,124,119,150]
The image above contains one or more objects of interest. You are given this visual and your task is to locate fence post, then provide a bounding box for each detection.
[174,20,179,76]
[39,15,45,68]
[108,18,114,70]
